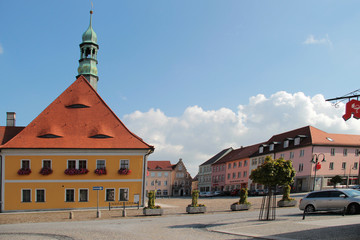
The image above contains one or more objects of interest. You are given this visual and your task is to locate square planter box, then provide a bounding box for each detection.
[186,206,207,214]
[231,203,251,211]
[143,208,163,216]
[277,200,297,207]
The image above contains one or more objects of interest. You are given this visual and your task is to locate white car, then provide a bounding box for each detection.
[299,189,360,214]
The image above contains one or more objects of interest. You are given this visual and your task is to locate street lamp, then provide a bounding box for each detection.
[311,153,326,191]
[347,163,357,187]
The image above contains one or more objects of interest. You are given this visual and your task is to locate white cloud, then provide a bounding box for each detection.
[303,34,332,46]
[123,91,359,176]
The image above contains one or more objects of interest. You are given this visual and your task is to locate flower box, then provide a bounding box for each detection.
[277,199,297,207]
[17,168,31,175]
[94,168,107,175]
[39,167,53,175]
[231,203,251,211]
[186,206,207,214]
[64,168,89,175]
[118,168,131,175]
[143,208,163,216]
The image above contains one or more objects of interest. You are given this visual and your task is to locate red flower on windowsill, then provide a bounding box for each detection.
[64,168,89,175]
[39,167,53,175]
[94,168,107,175]
[17,168,31,175]
[118,168,132,175]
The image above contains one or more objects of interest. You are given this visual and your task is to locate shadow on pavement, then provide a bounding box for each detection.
[270,223,360,240]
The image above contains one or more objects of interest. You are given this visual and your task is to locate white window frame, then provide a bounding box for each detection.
[290,152,294,159]
[356,149,360,156]
[105,188,115,202]
[298,163,304,172]
[96,159,106,169]
[354,162,358,170]
[67,159,88,169]
[284,140,289,148]
[120,159,130,169]
[119,188,129,201]
[42,159,52,169]
[21,159,31,169]
[269,144,274,151]
[329,162,334,170]
[342,162,347,170]
[331,148,335,156]
[35,189,46,203]
[259,146,264,153]
[21,189,31,203]
[65,189,75,202]
[79,188,89,202]
[299,149,305,157]
[294,137,300,145]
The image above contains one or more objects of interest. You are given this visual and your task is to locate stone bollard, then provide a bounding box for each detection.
[122,209,126,217]
[69,211,74,219]
[97,210,101,218]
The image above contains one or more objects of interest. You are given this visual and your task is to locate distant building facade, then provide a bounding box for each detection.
[146,159,192,196]
[146,161,173,197]
[198,148,232,192]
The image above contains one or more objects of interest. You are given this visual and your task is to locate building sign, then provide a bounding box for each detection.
[343,99,360,121]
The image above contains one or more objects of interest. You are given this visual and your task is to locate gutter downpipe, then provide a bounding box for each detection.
[142,148,154,207]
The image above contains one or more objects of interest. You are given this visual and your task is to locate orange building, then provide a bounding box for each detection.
[0,11,154,212]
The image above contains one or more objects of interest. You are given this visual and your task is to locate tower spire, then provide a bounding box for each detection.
[77,9,99,90]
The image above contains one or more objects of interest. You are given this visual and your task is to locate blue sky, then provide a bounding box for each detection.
[2,1,360,175]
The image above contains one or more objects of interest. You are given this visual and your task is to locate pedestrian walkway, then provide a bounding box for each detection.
[209,214,360,240]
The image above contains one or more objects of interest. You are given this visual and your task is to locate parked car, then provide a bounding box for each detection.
[248,189,267,196]
[213,191,224,196]
[299,189,360,214]
[199,192,208,198]
[230,189,240,196]
[351,185,360,190]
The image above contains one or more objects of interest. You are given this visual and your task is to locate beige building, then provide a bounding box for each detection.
[146,159,192,197]
[171,159,192,196]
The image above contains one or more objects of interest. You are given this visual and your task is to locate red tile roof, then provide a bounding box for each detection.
[2,76,154,150]
[214,143,261,164]
[147,161,173,170]
[0,126,25,145]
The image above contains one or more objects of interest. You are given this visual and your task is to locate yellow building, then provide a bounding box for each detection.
[0,11,154,212]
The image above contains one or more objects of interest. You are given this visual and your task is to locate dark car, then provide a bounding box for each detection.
[230,189,240,196]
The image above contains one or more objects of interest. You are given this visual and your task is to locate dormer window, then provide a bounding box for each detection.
[66,104,90,108]
[294,137,300,145]
[269,144,274,151]
[284,140,289,148]
[38,134,62,138]
[90,134,112,138]
[259,146,264,153]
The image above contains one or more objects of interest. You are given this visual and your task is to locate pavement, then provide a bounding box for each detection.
[1,195,360,239]
[208,212,360,240]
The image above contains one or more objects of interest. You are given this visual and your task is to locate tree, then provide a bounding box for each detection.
[250,156,296,220]
[250,156,296,201]
[329,175,342,188]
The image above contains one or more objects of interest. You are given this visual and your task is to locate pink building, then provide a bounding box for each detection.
[249,126,360,192]
[211,144,259,191]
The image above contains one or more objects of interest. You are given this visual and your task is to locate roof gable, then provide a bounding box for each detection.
[200,147,233,166]
[2,76,153,150]
[147,161,173,171]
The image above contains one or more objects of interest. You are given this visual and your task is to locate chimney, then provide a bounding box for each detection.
[6,112,16,127]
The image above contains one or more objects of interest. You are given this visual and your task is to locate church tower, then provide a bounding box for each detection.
[77,10,99,90]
